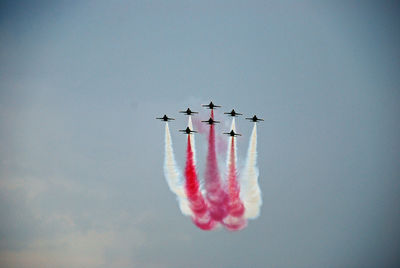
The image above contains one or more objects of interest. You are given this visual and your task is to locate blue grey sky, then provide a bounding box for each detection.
[1,1,399,267]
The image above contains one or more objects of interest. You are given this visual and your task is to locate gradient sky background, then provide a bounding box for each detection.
[1,1,399,267]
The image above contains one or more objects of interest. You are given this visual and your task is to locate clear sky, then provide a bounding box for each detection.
[1,1,399,267]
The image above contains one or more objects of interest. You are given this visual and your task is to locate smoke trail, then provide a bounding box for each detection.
[185,135,216,230]
[225,117,236,170]
[193,115,227,155]
[188,116,196,165]
[204,110,229,221]
[223,118,247,231]
[240,123,262,219]
[164,123,192,216]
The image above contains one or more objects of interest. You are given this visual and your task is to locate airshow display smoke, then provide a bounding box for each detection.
[204,110,229,222]
[160,102,263,231]
[223,118,247,231]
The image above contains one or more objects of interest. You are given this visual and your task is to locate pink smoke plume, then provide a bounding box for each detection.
[184,135,216,230]
[203,110,229,221]
[223,137,247,231]
[192,116,227,155]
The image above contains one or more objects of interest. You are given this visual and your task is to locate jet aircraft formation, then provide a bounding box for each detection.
[157,101,263,231]
[157,101,263,135]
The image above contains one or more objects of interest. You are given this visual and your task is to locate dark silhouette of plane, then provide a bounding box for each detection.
[179,108,198,115]
[246,115,264,122]
[202,101,221,109]
[201,118,220,125]
[224,109,242,117]
[156,115,175,121]
[223,130,242,137]
[179,127,198,134]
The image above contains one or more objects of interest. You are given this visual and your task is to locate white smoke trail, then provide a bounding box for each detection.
[164,123,192,216]
[240,123,262,219]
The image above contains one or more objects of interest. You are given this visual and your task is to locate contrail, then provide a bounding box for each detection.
[223,118,247,231]
[204,110,228,222]
[185,135,217,230]
[163,122,192,216]
[240,122,262,219]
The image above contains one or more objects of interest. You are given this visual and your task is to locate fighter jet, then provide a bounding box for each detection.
[223,130,242,137]
[179,127,198,134]
[224,109,242,117]
[201,118,220,125]
[179,108,198,115]
[202,101,221,109]
[156,115,175,121]
[246,115,264,122]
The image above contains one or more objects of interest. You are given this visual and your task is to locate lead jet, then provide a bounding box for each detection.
[201,118,220,125]
[224,109,242,117]
[179,127,198,134]
[179,108,198,115]
[246,115,264,122]
[156,115,175,121]
[223,130,242,137]
[202,101,221,109]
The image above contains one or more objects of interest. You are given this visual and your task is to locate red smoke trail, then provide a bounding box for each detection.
[227,138,245,217]
[223,137,247,231]
[185,135,216,230]
[193,113,227,154]
[204,110,229,221]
